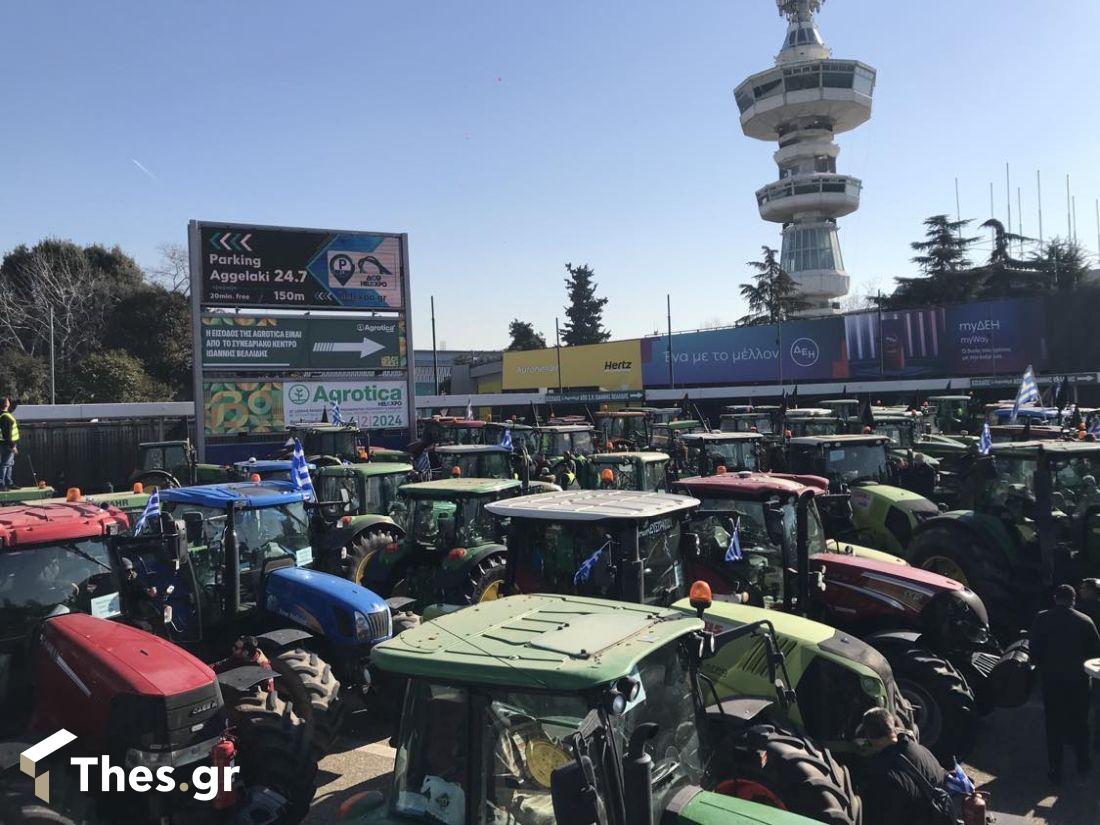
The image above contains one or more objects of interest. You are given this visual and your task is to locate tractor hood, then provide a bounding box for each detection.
[851,483,938,513]
[265,566,390,644]
[812,552,963,593]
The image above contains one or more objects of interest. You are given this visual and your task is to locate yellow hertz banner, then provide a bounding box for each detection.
[503,340,643,391]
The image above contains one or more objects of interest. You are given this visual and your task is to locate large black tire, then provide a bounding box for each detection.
[717,724,861,825]
[883,645,976,764]
[230,689,318,824]
[338,530,397,586]
[268,647,345,759]
[0,780,84,824]
[457,553,507,605]
[907,524,1017,638]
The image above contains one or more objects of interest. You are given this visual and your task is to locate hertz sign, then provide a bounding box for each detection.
[503,340,643,391]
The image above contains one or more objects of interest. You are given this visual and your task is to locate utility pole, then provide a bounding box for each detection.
[1066,174,1072,238]
[1017,186,1023,255]
[1005,163,1012,236]
[954,177,962,231]
[430,295,439,395]
[666,294,674,389]
[554,318,563,394]
[49,307,56,405]
[1037,169,1044,243]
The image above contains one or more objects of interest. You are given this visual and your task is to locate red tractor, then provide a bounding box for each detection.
[0,502,318,823]
[672,472,1032,762]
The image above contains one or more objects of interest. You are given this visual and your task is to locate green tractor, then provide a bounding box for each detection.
[0,483,55,504]
[581,451,671,492]
[625,404,688,424]
[720,409,780,436]
[335,592,858,825]
[783,435,940,557]
[417,415,487,446]
[818,400,862,429]
[593,409,651,451]
[132,439,237,489]
[649,419,706,452]
[907,440,1100,638]
[432,444,516,480]
[356,478,524,608]
[673,432,764,479]
[782,410,840,439]
[282,423,370,465]
[926,395,979,436]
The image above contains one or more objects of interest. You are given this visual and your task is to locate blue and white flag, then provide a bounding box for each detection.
[1011,365,1040,422]
[945,761,975,796]
[466,399,474,420]
[415,449,432,474]
[500,428,513,451]
[978,422,992,456]
[724,521,743,562]
[133,488,161,535]
[291,439,316,501]
[574,540,612,586]
[331,401,343,426]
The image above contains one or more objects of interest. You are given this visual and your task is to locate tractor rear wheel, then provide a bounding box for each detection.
[230,688,318,824]
[269,647,345,759]
[461,554,507,604]
[0,780,85,824]
[883,645,975,764]
[339,530,397,586]
[907,525,1016,638]
[718,724,861,825]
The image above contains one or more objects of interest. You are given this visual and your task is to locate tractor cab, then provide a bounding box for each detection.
[531,425,598,486]
[365,478,521,607]
[418,416,486,446]
[785,435,940,556]
[675,432,763,478]
[927,395,976,435]
[988,406,1063,427]
[624,405,684,424]
[819,399,862,426]
[134,438,233,489]
[284,423,366,465]
[872,412,923,450]
[593,409,649,451]
[232,458,311,483]
[783,409,840,438]
[720,410,778,435]
[582,451,670,491]
[648,419,705,451]
[337,593,840,825]
[433,444,514,480]
[484,420,538,454]
[313,461,413,523]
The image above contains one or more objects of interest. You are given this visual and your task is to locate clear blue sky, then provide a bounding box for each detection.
[2,0,1098,350]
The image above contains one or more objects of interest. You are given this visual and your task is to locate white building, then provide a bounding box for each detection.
[735,0,876,313]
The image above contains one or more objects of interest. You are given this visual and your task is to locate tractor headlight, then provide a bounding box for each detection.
[354,609,392,642]
[860,675,885,701]
[125,735,223,770]
[354,611,371,642]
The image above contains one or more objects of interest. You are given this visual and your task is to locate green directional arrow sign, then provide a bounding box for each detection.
[201,315,405,371]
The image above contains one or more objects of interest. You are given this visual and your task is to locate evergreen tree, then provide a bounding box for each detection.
[910,214,977,275]
[561,263,610,346]
[1032,238,1089,293]
[738,246,807,325]
[506,320,547,351]
[877,215,979,308]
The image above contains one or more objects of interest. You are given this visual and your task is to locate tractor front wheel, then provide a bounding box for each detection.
[718,724,861,825]
[0,779,86,825]
[460,554,507,604]
[883,645,976,764]
[268,646,346,759]
[339,530,397,586]
[230,689,318,824]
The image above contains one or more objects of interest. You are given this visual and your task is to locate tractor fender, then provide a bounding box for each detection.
[911,510,1016,559]
[320,514,403,554]
[216,664,281,699]
[264,566,391,648]
[861,628,923,657]
[435,543,507,590]
[255,627,314,656]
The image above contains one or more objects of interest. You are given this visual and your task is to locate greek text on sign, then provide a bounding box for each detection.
[284,380,408,430]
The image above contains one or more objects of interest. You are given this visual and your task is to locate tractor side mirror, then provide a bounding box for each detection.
[551,757,600,825]
[763,505,786,545]
[182,512,203,545]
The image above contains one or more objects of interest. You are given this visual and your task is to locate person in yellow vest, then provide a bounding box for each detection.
[0,398,19,490]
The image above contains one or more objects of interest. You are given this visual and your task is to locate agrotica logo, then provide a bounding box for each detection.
[288,384,311,405]
[789,337,820,368]
[20,729,238,803]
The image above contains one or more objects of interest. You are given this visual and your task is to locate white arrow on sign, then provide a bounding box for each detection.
[313,338,386,358]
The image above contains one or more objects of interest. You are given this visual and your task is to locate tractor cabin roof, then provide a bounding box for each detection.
[536,424,595,433]
[678,432,763,443]
[991,441,1100,459]
[287,423,361,434]
[0,502,125,547]
[371,593,703,690]
[433,444,511,455]
[160,481,304,509]
[784,408,834,418]
[590,451,669,464]
[316,461,414,477]
[674,471,829,500]
[788,434,890,448]
[485,489,699,521]
[398,478,522,498]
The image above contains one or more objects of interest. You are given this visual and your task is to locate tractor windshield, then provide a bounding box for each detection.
[639,518,685,603]
[820,444,890,484]
[439,452,511,480]
[141,443,189,472]
[789,419,839,437]
[592,460,639,490]
[720,415,772,434]
[980,455,1038,512]
[0,539,122,642]
[317,471,409,520]
[690,441,759,472]
[395,496,499,549]
[540,431,595,458]
[644,461,669,492]
[875,423,912,448]
[306,431,359,460]
[233,502,313,569]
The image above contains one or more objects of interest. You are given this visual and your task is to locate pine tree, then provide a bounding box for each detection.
[561,263,610,346]
[910,214,977,275]
[738,246,808,325]
[506,320,547,351]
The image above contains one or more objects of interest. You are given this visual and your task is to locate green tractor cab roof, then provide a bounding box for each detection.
[485,489,699,522]
[399,478,522,498]
[160,480,303,508]
[789,434,890,448]
[991,440,1100,458]
[315,461,414,476]
[679,432,763,443]
[590,451,669,464]
[784,408,834,418]
[675,471,829,501]
[536,424,594,433]
[433,444,511,455]
[371,593,703,690]
[656,420,703,430]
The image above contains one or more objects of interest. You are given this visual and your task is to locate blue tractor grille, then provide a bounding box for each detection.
[364,608,393,642]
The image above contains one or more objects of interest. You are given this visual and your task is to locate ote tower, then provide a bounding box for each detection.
[735,0,876,312]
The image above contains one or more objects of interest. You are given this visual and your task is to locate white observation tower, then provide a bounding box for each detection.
[735,0,876,312]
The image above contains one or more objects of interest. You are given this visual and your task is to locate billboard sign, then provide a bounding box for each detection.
[201,315,406,371]
[943,298,1046,375]
[640,318,849,386]
[502,340,643,391]
[195,222,406,310]
[283,379,408,429]
[845,307,947,379]
[204,381,286,436]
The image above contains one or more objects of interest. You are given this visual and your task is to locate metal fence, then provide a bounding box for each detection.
[13,416,194,493]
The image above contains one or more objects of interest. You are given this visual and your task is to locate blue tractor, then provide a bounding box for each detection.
[115,480,408,758]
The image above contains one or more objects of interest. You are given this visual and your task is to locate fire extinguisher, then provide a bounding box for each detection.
[211,738,238,810]
[962,791,988,825]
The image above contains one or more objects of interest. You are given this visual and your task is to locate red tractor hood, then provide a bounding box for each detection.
[0,502,123,547]
[40,612,214,697]
[811,552,963,592]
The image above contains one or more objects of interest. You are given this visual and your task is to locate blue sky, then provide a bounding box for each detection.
[2,0,1098,350]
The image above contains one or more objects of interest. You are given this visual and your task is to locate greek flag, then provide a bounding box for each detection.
[291,439,316,501]
[574,540,612,586]
[500,428,513,450]
[331,401,343,426]
[945,761,975,796]
[978,422,992,456]
[1090,418,1100,437]
[133,488,161,535]
[415,449,432,474]
[466,399,474,420]
[724,521,743,562]
[1011,365,1040,421]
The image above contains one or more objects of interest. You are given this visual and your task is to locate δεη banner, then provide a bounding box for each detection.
[943,297,1046,375]
[283,380,408,430]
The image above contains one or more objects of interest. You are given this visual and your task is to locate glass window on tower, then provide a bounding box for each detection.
[783,226,841,273]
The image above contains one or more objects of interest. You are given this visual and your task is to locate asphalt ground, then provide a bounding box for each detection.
[306,696,1100,825]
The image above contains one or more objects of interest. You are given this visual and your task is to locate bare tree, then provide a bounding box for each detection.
[838,276,885,312]
[147,243,190,294]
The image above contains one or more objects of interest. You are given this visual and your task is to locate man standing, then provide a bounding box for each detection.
[1030,583,1100,782]
[0,398,18,490]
